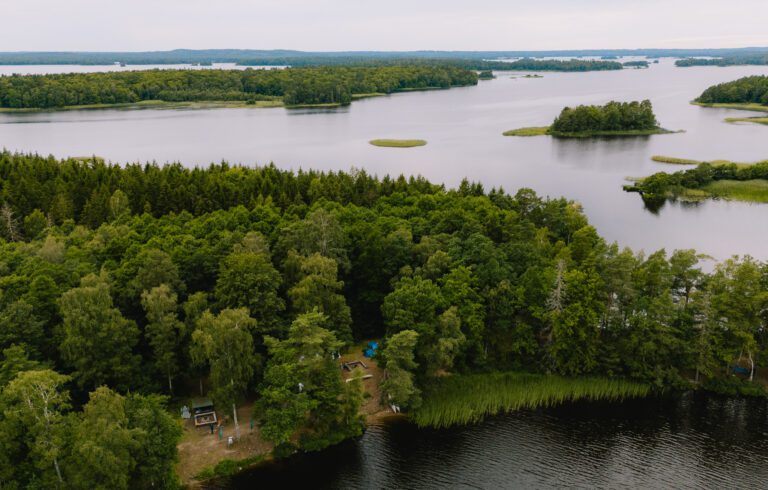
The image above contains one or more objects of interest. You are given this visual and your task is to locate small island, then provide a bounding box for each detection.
[625,158,768,204]
[694,76,768,125]
[622,60,649,68]
[504,100,674,138]
[478,70,495,80]
[369,139,427,148]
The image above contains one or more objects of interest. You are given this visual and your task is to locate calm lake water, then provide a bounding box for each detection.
[1,60,768,260]
[223,394,768,489]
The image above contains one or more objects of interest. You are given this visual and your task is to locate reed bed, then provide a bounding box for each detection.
[412,372,650,428]
[651,155,702,165]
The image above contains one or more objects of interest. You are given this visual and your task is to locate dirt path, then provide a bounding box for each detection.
[339,344,392,420]
[176,401,272,485]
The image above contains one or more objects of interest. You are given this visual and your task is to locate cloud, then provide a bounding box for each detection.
[0,0,766,51]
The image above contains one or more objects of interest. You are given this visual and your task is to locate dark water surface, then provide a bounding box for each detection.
[2,60,768,259]
[223,395,768,489]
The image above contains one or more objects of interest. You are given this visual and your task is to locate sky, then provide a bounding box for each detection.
[1,0,767,52]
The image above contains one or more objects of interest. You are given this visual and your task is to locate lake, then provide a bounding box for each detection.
[223,394,768,489]
[1,60,767,260]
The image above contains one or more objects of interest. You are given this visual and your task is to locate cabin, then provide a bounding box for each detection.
[192,399,217,427]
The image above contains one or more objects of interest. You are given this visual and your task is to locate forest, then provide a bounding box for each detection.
[676,54,768,67]
[695,75,768,105]
[549,100,659,135]
[1,151,768,487]
[238,58,624,72]
[0,65,478,109]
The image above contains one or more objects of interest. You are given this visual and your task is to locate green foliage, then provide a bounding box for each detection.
[0,66,478,109]
[503,126,550,136]
[626,161,768,205]
[550,100,659,134]
[256,312,361,450]
[380,330,421,409]
[413,372,650,428]
[124,393,183,489]
[677,55,768,68]
[65,387,142,489]
[58,274,141,391]
[142,284,186,393]
[191,308,258,412]
[369,139,427,148]
[65,387,181,490]
[215,242,284,335]
[287,253,353,344]
[695,75,768,106]
[2,370,70,487]
[1,149,768,485]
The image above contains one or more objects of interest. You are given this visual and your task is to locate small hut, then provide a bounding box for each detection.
[192,399,217,427]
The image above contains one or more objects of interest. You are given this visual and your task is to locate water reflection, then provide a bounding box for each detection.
[224,394,768,489]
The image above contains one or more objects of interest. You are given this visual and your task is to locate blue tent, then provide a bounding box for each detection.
[364,349,376,358]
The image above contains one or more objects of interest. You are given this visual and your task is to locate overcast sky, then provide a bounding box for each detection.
[2,0,767,52]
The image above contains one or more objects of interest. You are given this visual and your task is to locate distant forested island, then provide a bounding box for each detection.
[0,66,478,109]
[505,100,671,137]
[622,60,649,68]
[0,47,766,65]
[676,53,768,67]
[237,57,624,72]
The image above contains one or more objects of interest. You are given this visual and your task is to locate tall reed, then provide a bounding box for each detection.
[412,372,650,429]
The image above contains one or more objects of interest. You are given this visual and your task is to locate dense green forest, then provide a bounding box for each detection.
[676,54,768,67]
[695,75,768,105]
[2,151,767,487]
[237,58,623,72]
[549,100,660,134]
[622,60,649,68]
[1,48,765,65]
[0,66,478,109]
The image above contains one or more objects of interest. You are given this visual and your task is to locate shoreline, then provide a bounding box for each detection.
[504,126,678,138]
[0,85,474,114]
[692,101,768,113]
[195,381,768,487]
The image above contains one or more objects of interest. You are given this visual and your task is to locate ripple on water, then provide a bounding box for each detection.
[227,394,768,489]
